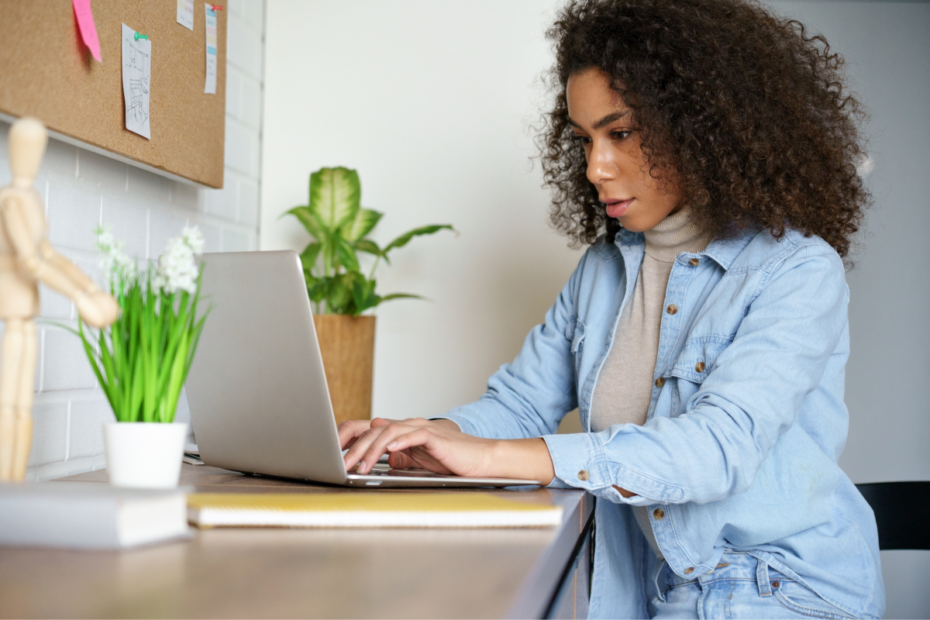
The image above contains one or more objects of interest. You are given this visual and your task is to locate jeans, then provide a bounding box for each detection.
[649,551,858,619]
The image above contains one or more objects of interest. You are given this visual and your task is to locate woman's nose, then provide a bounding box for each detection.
[586,141,617,185]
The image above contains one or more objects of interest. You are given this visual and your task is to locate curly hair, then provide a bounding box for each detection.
[539,0,869,259]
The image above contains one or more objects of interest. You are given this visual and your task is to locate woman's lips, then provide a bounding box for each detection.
[604,198,634,219]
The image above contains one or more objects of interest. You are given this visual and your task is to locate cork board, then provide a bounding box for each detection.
[0,1,227,188]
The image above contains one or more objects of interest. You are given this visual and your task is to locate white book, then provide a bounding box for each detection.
[0,482,191,549]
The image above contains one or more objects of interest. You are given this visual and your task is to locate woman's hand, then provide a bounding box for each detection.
[338,417,556,484]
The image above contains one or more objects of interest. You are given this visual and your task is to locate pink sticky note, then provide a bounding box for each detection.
[72,0,101,62]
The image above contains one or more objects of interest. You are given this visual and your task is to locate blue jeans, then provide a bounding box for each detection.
[649,551,858,619]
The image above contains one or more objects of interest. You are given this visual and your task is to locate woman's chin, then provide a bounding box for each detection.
[616,216,652,233]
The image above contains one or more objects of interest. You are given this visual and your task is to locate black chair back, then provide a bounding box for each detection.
[855,481,930,551]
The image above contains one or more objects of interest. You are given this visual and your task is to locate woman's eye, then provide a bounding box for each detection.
[611,130,631,140]
[570,134,591,145]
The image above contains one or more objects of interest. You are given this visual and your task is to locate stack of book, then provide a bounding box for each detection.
[0,482,191,549]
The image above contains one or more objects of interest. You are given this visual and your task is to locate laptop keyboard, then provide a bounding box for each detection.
[359,462,446,478]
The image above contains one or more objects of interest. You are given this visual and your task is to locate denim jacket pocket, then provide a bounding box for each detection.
[564,315,587,379]
[666,336,732,414]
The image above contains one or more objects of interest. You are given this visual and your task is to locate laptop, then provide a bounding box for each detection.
[185,251,541,488]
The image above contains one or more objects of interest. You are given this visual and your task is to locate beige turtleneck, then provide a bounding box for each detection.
[591,207,711,558]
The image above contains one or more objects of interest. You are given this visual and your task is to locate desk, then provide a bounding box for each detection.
[0,465,594,619]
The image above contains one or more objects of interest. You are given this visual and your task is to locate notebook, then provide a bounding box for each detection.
[184,251,541,488]
[187,492,563,528]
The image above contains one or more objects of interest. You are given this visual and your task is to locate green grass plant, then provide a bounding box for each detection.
[76,269,208,423]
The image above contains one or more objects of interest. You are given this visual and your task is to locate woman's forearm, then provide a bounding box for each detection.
[489,435,637,496]
[490,438,556,485]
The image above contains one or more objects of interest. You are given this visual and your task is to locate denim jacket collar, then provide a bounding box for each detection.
[614,226,759,271]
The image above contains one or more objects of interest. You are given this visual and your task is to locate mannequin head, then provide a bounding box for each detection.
[8,118,47,189]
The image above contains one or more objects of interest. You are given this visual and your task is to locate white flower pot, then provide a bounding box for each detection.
[103,422,188,489]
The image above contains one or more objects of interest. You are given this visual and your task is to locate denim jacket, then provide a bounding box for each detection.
[440,228,884,619]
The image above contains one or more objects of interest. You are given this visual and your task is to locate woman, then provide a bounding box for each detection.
[340,0,884,617]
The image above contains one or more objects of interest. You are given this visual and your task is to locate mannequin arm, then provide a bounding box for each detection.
[2,198,118,328]
[38,241,101,295]
[2,196,96,301]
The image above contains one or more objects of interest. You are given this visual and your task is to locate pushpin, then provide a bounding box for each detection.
[210,4,223,10]
[134,32,149,41]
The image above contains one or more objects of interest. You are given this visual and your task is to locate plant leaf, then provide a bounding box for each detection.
[284,206,327,241]
[383,224,455,254]
[307,276,330,304]
[333,234,360,273]
[327,272,356,315]
[309,167,361,231]
[300,242,322,273]
[340,208,383,242]
[353,238,382,257]
[380,293,426,303]
[351,276,379,316]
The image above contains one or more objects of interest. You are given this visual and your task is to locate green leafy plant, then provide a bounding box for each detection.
[74,227,209,423]
[285,166,454,315]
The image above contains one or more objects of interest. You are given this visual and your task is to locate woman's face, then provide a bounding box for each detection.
[566,67,682,232]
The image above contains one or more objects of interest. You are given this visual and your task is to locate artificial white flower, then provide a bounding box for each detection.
[181,226,205,256]
[95,226,137,286]
[154,226,204,295]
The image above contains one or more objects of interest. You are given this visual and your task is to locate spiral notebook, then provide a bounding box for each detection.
[187,492,563,529]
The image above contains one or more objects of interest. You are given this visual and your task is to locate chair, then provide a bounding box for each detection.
[855,482,930,550]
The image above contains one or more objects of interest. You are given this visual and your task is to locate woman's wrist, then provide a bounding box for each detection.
[491,438,556,485]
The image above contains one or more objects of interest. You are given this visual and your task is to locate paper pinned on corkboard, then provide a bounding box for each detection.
[204,4,217,94]
[121,23,151,139]
[177,0,195,30]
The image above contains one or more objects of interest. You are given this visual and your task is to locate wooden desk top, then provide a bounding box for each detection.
[0,464,593,619]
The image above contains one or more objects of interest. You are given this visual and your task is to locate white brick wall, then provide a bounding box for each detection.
[0,1,265,482]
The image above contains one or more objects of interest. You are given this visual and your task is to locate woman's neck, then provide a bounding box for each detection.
[643,208,711,262]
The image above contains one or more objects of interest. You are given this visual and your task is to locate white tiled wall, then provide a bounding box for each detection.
[0,1,265,482]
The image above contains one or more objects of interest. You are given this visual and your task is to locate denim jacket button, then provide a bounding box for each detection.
[695,361,706,373]
[578,470,589,481]
[684,567,695,575]
[666,304,678,315]
[655,377,666,388]
[653,508,665,520]
[689,258,700,266]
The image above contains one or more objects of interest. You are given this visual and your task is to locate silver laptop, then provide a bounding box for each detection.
[185,251,540,488]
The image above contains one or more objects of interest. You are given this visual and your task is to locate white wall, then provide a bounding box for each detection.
[261,0,582,421]
[0,0,265,482]
[263,2,929,617]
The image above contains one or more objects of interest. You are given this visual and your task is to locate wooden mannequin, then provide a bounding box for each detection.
[0,118,119,481]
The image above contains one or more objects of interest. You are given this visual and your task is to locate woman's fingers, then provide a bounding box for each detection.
[384,427,434,454]
[342,418,467,475]
[358,425,432,473]
[342,426,385,472]
[388,450,412,469]
[343,422,422,473]
[337,419,372,449]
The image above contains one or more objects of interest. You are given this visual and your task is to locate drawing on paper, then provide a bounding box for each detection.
[121,24,152,139]
[125,45,149,127]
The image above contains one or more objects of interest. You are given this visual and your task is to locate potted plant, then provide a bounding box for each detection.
[285,166,453,425]
[75,226,209,488]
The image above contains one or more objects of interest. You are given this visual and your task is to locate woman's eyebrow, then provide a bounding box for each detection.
[567,111,631,130]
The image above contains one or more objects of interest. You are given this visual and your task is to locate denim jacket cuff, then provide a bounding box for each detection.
[432,413,476,436]
[542,432,614,494]
[543,432,685,503]
[428,416,463,432]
